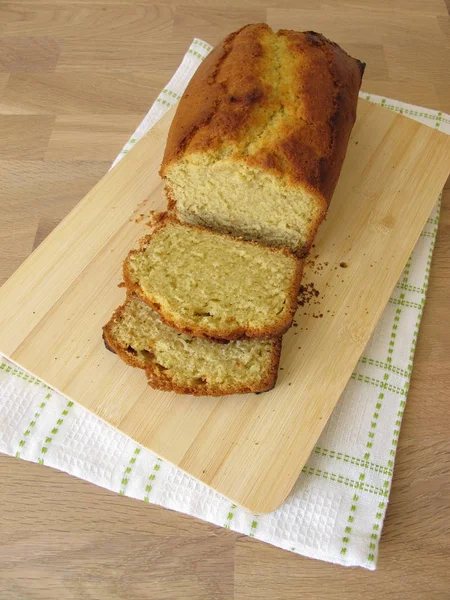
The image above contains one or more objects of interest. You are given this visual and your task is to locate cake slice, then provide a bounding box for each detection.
[103,294,281,396]
[123,216,303,341]
[160,24,364,256]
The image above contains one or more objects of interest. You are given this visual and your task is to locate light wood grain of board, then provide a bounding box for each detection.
[1,100,449,513]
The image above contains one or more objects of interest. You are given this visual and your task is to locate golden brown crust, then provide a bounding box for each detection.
[103,294,282,396]
[160,24,364,211]
[103,301,149,370]
[122,215,304,341]
[277,29,364,200]
[159,24,252,176]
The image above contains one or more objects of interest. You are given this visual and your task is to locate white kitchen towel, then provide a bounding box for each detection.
[1,39,448,570]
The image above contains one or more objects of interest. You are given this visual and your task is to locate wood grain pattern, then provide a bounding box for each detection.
[1,100,449,514]
[1,1,449,597]
[0,114,54,158]
[45,114,145,160]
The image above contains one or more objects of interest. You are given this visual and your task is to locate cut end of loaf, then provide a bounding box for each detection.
[165,158,326,256]
[103,294,281,395]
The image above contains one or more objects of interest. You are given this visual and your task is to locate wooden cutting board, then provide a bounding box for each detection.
[1,99,449,513]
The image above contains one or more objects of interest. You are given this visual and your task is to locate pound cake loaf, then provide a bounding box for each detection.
[123,216,303,341]
[161,24,364,256]
[103,294,281,395]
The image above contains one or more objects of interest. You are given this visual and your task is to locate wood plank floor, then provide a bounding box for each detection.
[1,1,449,598]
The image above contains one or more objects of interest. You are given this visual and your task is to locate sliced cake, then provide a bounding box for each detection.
[103,294,281,395]
[123,216,302,341]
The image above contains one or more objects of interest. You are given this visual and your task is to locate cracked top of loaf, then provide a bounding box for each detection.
[160,24,364,202]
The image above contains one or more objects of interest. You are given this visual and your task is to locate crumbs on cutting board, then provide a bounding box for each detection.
[128,197,150,221]
[297,248,354,321]
[146,210,166,229]
[298,281,320,307]
[129,208,166,226]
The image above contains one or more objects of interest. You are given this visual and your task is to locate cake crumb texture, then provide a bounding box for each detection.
[103,293,281,395]
[123,217,303,340]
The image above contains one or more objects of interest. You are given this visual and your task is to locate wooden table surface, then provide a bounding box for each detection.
[1,1,449,598]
